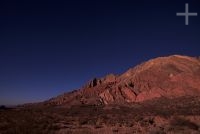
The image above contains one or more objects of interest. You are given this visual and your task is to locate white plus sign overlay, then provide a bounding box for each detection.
[176,3,198,25]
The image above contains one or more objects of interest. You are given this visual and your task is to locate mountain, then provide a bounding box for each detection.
[1,55,200,134]
[47,55,200,106]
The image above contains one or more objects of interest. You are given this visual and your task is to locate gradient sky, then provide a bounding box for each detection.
[0,0,200,105]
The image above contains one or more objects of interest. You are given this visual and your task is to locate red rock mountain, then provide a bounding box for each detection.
[47,55,200,106]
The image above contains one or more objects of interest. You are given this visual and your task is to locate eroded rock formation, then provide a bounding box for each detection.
[47,55,200,106]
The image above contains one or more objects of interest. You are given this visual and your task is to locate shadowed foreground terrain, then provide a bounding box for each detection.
[1,55,200,134]
[1,97,200,134]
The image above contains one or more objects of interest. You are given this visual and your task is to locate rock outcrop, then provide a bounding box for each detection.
[47,55,200,106]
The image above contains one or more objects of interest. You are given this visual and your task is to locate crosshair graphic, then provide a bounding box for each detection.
[176,3,198,25]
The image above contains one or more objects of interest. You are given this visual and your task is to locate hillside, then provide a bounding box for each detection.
[47,55,200,106]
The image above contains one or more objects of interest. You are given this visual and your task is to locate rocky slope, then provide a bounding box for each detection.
[47,55,200,106]
[1,55,200,134]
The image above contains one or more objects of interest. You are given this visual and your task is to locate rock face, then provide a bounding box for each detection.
[47,55,200,106]
[85,74,116,88]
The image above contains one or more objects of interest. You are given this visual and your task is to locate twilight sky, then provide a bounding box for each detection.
[0,0,200,105]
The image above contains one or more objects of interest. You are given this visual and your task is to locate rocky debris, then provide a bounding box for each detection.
[2,96,200,134]
[47,55,200,106]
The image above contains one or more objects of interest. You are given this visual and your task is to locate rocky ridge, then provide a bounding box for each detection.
[47,55,200,106]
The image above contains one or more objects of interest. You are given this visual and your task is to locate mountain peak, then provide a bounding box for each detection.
[47,55,200,106]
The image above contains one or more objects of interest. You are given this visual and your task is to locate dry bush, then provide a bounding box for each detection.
[170,117,199,130]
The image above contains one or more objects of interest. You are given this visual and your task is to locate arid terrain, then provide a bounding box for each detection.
[1,55,200,134]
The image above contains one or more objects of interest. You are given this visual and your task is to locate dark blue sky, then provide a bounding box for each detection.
[0,0,200,105]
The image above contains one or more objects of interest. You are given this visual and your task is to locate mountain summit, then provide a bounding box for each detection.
[48,55,200,106]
